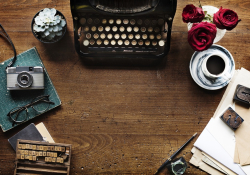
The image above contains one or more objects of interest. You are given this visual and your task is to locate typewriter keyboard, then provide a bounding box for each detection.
[77,16,168,54]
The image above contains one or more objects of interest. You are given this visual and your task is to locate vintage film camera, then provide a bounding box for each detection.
[6,66,44,90]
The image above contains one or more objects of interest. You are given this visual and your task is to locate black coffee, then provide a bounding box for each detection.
[206,55,225,75]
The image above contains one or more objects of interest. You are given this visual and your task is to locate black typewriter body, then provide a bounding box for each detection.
[70,0,177,66]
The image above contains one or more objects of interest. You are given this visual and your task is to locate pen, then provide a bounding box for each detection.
[155,132,198,174]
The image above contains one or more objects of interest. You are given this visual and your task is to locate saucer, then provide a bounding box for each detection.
[189,44,235,90]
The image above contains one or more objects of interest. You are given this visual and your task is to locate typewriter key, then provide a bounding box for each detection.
[104,40,109,45]
[156,34,162,39]
[159,40,165,46]
[93,33,99,39]
[145,19,150,25]
[145,40,150,46]
[118,40,123,45]
[158,19,164,25]
[121,34,126,39]
[98,26,103,32]
[83,40,89,46]
[90,40,95,45]
[152,41,157,46]
[97,39,102,45]
[132,40,137,45]
[137,19,143,25]
[86,33,91,39]
[148,27,153,32]
[111,40,116,45]
[94,18,100,24]
[105,26,111,32]
[154,27,160,33]
[116,19,121,25]
[91,26,97,32]
[138,40,143,46]
[107,34,113,39]
[114,34,120,39]
[79,18,86,25]
[112,26,118,32]
[123,19,129,25]
[142,34,147,39]
[141,27,146,32]
[120,26,125,32]
[130,19,136,25]
[134,27,139,32]
[87,18,93,24]
[102,19,107,24]
[151,20,157,25]
[135,34,140,39]
[100,33,106,39]
[127,27,132,32]
[109,19,114,24]
[128,34,133,39]
[124,40,129,46]
[149,34,154,40]
[84,26,89,32]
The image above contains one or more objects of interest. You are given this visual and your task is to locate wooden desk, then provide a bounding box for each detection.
[0,0,249,174]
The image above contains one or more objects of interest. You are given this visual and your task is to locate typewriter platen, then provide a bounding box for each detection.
[70,0,177,65]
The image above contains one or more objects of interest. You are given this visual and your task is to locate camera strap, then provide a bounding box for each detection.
[0,24,17,69]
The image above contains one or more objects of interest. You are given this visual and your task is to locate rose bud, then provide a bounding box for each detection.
[182,4,205,23]
[213,7,241,30]
[188,22,217,51]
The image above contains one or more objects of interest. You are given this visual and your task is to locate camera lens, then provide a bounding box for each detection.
[17,72,33,88]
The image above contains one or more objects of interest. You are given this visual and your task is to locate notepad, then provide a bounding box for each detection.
[0,47,61,132]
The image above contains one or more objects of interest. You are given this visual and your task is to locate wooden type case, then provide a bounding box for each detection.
[14,139,71,175]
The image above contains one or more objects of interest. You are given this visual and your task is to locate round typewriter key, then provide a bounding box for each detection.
[158,18,164,25]
[109,19,114,24]
[130,19,136,25]
[79,18,86,25]
[145,40,150,46]
[156,34,162,39]
[105,26,111,32]
[98,26,103,32]
[87,18,93,24]
[114,34,120,39]
[127,26,132,32]
[94,18,100,24]
[97,39,102,45]
[145,19,150,25]
[141,27,146,32]
[120,26,125,32]
[84,26,89,32]
[134,27,139,32]
[102,19,107,24]
[159,40,165,46]
[148,27,153,32]
[104,40,109,45]
[107,34,113,39]
[138,40,143,46]
[142,34,147,39]
[116,19,121,25]
[91,26,97,32]
[83,40,89,46]
[151,19,157,25]
[86,33,91,39]
[123,19,129,25]
[124,40,129,45]
[93,33,99,39]
[135,34,140,39]
[121,34,126,39]
[112,26,118,32]
[111,40,116,45]
[100,33,106,39]
[137,19,143,25]
[118,40,123,45]
[149,34,154,40]
[154,27,160,33]
[128,34,133,39]
[132,40,137,45]
[152,41,157,46]
[90,39,95,45]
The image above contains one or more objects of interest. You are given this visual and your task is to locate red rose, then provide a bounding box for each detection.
[188,22,217,51]
[182,4,205,23]
[213,7,241,30]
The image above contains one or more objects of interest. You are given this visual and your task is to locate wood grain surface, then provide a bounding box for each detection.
[0,0,249,174]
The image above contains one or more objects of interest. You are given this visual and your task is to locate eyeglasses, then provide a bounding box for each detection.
[7,95,55,126]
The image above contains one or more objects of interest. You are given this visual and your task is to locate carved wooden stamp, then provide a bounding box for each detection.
[220,107,244,130]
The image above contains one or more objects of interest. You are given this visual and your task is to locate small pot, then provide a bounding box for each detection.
[31,8,67,43]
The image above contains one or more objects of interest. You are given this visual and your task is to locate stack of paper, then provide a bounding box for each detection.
[190,68,250,175]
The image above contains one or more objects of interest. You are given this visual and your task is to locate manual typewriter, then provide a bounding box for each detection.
[70,0,177,65]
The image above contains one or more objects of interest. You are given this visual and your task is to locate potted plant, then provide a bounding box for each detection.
[31,8,67,43]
